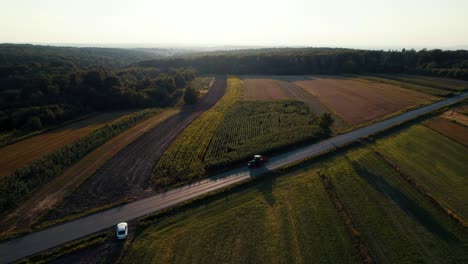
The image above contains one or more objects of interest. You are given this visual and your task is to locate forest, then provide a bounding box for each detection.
[137,48,468,79]
[0,44,195,133]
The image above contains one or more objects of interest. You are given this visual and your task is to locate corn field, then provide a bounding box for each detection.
[205,100,322,169]
[152,77,243,187]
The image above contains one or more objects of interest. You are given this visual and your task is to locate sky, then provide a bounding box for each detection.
[1,0,467,49]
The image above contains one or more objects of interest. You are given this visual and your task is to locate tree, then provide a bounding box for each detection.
[183,87,198,105]
[319,112,334,135]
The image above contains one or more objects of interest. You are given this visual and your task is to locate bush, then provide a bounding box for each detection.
[183,87,198,104]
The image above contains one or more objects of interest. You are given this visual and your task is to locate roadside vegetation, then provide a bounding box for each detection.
[153,77,243,187]
[124,170,360,264]
[0,108,164,214]
[205,100,326,169]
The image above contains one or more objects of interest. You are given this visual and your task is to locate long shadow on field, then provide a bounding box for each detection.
[249,166,276,206]
[350,161,460,244]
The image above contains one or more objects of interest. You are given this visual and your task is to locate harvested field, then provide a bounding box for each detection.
[45,76,228,218]
[322,148,467,263]
[381,74,468,91]
[423,117,468,146]
[374,125,468,220]
[153,77,243,187]
[295,76,437,125]
[0,109,180,231]
[242,78,288,100]
[275,80,348,130]
[357,75,451,97]
[441,110,468,126]
[123,170,360,264]
[0,110,135,179]
[241,76,347,130]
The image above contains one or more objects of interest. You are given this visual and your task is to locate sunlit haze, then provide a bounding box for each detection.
[1,0,468,48]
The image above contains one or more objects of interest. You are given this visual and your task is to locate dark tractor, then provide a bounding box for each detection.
[248,155,268,168]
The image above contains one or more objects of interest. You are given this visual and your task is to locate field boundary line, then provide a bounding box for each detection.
[368,147,468,231]
[317,171,373,264]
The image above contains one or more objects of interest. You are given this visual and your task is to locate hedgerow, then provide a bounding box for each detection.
[0,108,163,214]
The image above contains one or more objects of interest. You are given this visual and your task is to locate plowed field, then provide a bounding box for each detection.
[295,76,437,125]
[423,117,468,146]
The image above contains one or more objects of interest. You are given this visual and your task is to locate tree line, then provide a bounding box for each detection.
[137,48,468,80]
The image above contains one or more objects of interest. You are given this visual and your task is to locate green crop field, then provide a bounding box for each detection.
[153,77,243,188]
[374,124,468,220]
[205,100,322,169]
[124,170,360,264]
[322,148,467,263]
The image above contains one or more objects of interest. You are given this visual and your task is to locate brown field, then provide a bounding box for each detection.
[423,117,468,146]
[241,76,348,130]
[0,110,135,178]
[441,110,468,126]
[294,76,438,125]
[242,78,288,100]
[0,109,180,232]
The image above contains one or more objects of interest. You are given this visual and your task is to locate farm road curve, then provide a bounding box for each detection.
[0,92,467,263]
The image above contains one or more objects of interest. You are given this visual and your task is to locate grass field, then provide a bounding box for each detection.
[205,100,322,168]
[294,76,437,125]
[0,110,135,178]
[153,77,243,187]
[322,148,467,263]
[0,108,180,232]
[124,171,360,264]
[374,124,468,220]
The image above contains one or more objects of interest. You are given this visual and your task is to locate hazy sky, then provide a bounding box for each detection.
[1,0,467,48]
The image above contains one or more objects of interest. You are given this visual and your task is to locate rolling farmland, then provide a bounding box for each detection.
[0,110,135,178]
[241,76,347,130]
[123,171,360,264]
[374,125,468,220]
[0,108,180,231]
[205,100,322,169]
[322,148,467,263]
[295,76,437,125]
[46,76,228,218]
[153,77,243,187]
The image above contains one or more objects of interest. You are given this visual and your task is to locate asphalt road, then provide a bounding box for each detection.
[1,92,466,263]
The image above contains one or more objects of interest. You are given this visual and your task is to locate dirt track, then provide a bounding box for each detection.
[46,76,227,218]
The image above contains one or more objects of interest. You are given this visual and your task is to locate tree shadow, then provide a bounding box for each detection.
[350,161,460,244]
[249,166,277,206]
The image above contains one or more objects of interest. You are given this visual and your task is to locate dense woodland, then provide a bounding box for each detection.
[138,48,468,79]
[0,44,195,133]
